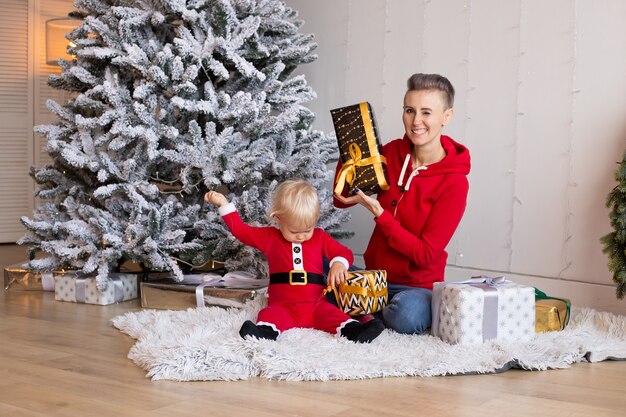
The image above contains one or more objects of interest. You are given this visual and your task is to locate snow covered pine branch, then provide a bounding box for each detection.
[20,0,350,290]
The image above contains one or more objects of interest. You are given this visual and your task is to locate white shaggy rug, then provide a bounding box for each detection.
[111,296,626,381]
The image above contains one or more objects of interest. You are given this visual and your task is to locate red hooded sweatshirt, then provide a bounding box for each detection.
[334,134,470,289]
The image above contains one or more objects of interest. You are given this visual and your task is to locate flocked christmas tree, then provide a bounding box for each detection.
[601,149,626,299]
[19,0,350,289]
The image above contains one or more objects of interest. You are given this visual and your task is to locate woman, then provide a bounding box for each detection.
[334,73,471,334]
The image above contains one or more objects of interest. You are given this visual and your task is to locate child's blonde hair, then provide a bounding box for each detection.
[268,179,320,226]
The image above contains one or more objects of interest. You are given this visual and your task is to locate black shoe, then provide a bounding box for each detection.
[340,319,385,343]
[239,320,279,341]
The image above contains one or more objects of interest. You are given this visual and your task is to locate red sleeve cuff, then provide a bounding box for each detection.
[374,209,393,224]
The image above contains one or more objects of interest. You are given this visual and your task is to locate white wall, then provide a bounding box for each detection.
[285,0,626,314]
[0,0,73,242]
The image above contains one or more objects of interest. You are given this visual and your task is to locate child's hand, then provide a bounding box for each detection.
[327,262,348,289]
[204,191,229,207]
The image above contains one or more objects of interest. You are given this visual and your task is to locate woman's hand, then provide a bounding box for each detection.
[204,190,229,207]
[327,262,349,289]
[334,188,384,218]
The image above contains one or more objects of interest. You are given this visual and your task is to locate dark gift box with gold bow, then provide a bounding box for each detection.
[327,270,388,316]
[331,102,390,195]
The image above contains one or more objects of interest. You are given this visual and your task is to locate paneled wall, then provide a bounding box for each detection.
[285,0,626,314]
[2,0,625,313]
[0,0,74,242]
[0,0,33,242]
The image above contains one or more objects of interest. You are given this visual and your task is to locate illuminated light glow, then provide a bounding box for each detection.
[45,18,82,65]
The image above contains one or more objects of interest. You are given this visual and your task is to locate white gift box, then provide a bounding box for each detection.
[431,277,535,345]
[54,272,138,305]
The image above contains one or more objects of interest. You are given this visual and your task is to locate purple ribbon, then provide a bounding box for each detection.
[195,277,223,307]
[431,276,507,341]
[41,273,55,291]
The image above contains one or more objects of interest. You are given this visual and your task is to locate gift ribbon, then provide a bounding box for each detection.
[334,103,390,194]
[358,102,389,192]
[75,275,125,303]
[534,287,571,326]
[41,273,55,291]
[431,276,507,341]
[195,277,224,307]
[334,143,388,194]
[323,271,388,314]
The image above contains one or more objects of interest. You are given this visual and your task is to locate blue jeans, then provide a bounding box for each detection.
[382,284,432,335]
[323,259,432,335]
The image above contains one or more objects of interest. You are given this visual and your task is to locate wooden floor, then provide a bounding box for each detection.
[2,244,626,417]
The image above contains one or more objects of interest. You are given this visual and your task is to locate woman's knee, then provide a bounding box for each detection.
[382,289,432,334]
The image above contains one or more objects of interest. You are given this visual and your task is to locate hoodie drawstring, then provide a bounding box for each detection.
[397,154,411,187]
[397,154,427,192]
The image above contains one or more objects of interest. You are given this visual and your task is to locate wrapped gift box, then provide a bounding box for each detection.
[143,260,226,281]
[331,102,389,195]
[140,279,264,310]
[432,277,535,345]
[535,299,570,332]
[4,262,56,291]
[534,288,570,333]
[54,272,138,305]
[330,270,388,316]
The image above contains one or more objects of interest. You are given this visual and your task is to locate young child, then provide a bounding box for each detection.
[204,179,385,343]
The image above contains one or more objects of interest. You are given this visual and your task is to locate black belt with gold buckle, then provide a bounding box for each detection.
[269,271,325,286]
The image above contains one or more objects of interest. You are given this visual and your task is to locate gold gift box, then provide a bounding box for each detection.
[4,262,58,291]
[143,261,226,281]
[4,259,145,291]
[329,270,388,316]
[535,298,570,333]
[140,280,262,310]
[331,102,390,195]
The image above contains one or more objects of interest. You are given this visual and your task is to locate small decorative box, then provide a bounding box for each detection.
[432,276,536,345]
[54,272,138,305]
[4,262,56,291]
[331,102,390,195]
[534,288,570,333]
[328,270,388,316]
[140,280,263,310]
[141,270,267,310]
[143,260,225,281]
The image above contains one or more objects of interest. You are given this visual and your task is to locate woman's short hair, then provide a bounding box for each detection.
[407,73,455,109]
[268,179,320,226]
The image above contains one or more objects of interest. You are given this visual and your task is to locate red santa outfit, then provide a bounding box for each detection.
[335,134,471,290]
[218,203,355,335]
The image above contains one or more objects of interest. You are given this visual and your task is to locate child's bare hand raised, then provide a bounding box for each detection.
[204,191,229,207]
[327,262,348,289]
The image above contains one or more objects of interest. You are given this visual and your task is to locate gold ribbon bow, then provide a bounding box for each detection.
[324,271,388,315]
[334,143,387,194]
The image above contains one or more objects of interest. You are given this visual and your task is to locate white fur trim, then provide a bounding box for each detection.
[329,256,349,271]
[336,318,358,336]
[257,321,280,334]
[218,202,237,216]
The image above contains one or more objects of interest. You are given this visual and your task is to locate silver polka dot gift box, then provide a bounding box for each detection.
[431,276,535,345]
[54,272,138,305]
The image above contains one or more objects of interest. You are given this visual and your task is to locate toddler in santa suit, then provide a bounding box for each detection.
[204,179,385,343]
